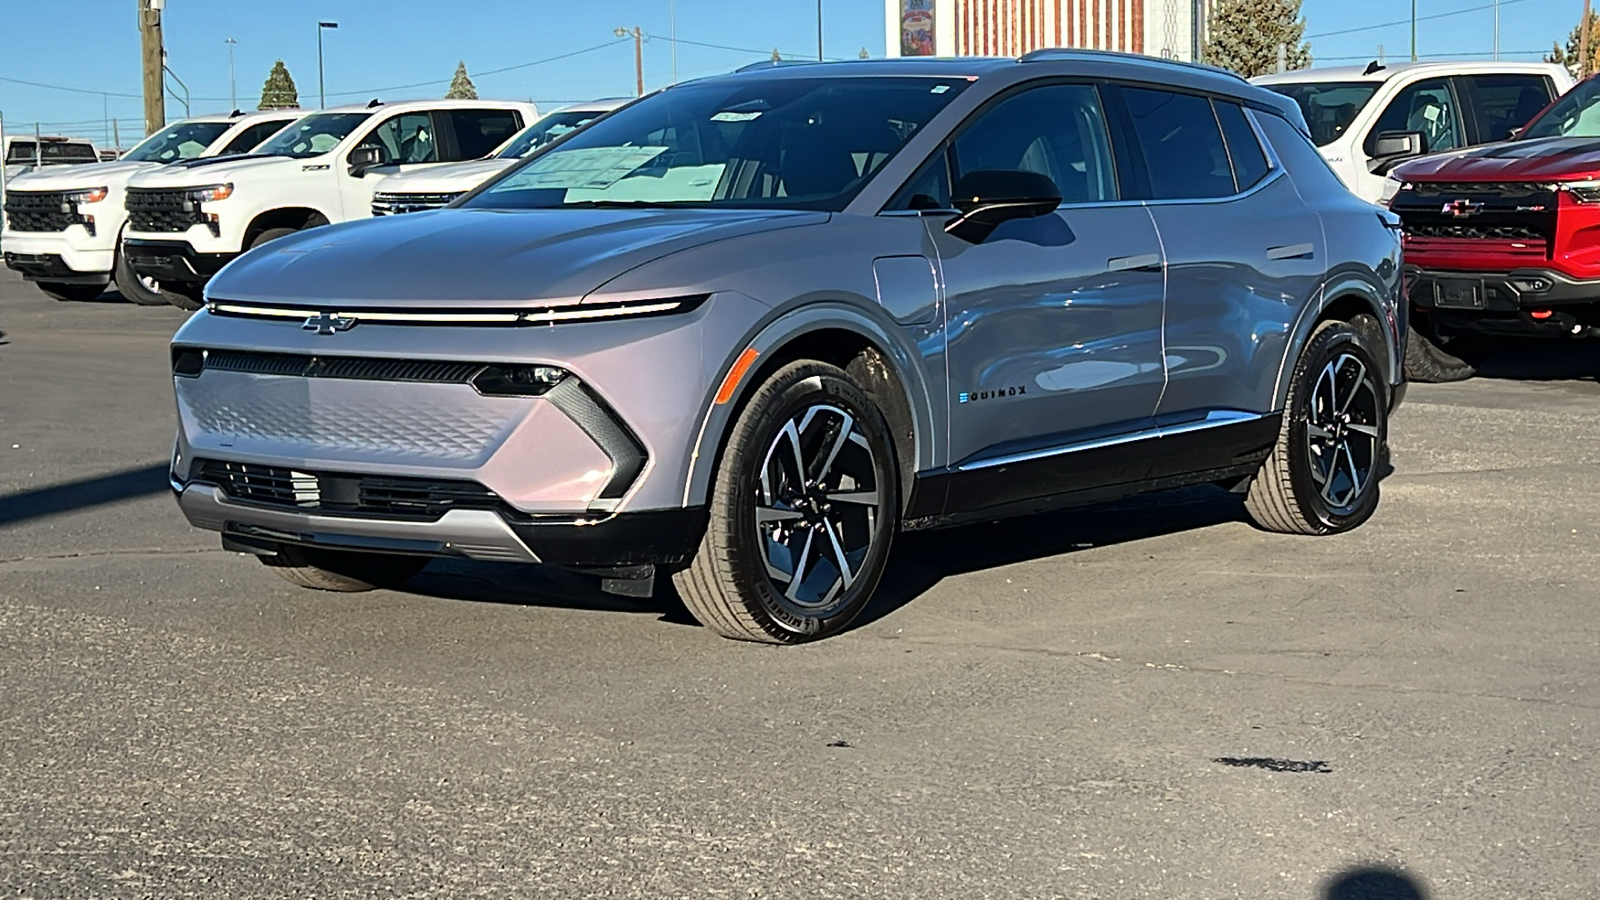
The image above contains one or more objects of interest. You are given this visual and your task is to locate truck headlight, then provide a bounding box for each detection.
[61,187,108,208]
[189,183,234,203]
[1558,179,1600,203]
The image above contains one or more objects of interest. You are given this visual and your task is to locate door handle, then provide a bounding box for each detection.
[1267,243,1316,260]
[1107,253,1163,273]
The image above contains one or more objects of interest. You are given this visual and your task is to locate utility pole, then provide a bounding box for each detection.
[669,0,677,84]
[318,21,339,108]
[138,0,166,136]
[1493,0,1500,60]
[615,26,644,97]
[1410,0,1418,62]
[817,0,824,61]
[226,38,237,110]
[1584,0,1594,78]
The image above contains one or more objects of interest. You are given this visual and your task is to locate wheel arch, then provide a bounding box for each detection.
[242,207,333,247]
[1272,277,1399,409]
[681,304,938,513]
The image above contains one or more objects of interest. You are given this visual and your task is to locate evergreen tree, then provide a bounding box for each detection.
[1546,10,1599,78]
[771,48,782,62]
[258,59,300,110]
[859,47,871,59]
[1203,0,1311,78]
[445,61,478,100]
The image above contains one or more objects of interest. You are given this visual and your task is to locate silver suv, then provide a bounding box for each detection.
[168,53,1405,643]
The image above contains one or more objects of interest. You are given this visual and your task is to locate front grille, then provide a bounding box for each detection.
[2,191,79,232]
[127,187,205,233]
[1392,181,1556,255]
[198,349,487,384]
[195,459,503,520]
[371,191,465,216]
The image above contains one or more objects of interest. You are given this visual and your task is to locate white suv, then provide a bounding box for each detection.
[1253,60,1574,205]
[2,110,298,303]
[371,99,627,216]
[121,99,536,309]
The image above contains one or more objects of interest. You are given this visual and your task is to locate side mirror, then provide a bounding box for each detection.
[1369,130,1426,174]
[945,169,1062,244]
[347,144,388,177]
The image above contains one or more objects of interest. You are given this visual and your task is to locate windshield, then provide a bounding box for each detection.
[123,121,233,163]
[254,112,371,158]
[1262,82,1380,147]
[1519,77,1600,139]
[495,110,615,159]
[465,76,969,212]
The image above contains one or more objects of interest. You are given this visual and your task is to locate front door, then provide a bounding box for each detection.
[338,111,444,219]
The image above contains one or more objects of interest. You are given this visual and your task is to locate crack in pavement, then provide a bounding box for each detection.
[0,547,220,567]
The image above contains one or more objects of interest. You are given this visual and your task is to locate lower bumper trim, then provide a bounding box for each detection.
[123,238,235,285]
[3,251,102,283]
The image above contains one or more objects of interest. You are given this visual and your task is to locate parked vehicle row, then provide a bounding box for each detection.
[164,53,1406,643]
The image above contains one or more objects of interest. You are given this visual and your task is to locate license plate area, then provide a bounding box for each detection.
[1433,278,1485,310]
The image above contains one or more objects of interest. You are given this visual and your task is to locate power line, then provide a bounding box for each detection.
[1307,0,1533,40]
[1316,49,1548,61]
[325,38,631,98]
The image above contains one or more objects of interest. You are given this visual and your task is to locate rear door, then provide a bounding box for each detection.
[1454,73,1558,143]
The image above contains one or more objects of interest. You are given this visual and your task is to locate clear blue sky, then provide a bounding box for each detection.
[0,0,1582,149]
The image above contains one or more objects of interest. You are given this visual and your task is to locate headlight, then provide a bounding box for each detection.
[62,187,108,207]
[1558,179,1600,203]
[189,183,234,203]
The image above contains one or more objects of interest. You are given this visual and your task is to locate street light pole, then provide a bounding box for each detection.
[317,21,339,109]
[615,27,644,97]
[1585,0,1594,78]
[817,0,824,61]
[1410,0,1417,62]
[670,0,677,84]
[225,37,237,110]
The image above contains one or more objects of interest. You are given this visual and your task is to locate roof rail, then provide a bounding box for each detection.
[733,59,826,73]
[1018,48,1246,83]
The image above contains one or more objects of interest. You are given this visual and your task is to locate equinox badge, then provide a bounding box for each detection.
[302,311,356,335]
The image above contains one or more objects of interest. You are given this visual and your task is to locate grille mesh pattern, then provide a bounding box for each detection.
[204,350,485,384]
[371,191,466,215]
[1405,223,1546,241]
[127,188,204,233]
[2,191,76,232]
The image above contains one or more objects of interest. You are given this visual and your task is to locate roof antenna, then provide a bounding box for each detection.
[1363,60,1386,76]
[367,98,382,108]
[230,109,244,118]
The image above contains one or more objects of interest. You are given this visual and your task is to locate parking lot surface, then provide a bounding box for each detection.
[2,267,1598,898]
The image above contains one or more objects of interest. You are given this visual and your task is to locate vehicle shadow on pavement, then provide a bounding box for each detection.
[407,559,698,624]
[854,484,1250,632]
[1468,336,1600,382]
[0,463,171,528]
[1321,865,1428,899]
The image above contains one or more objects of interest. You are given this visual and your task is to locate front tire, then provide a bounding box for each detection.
[113,240,186,307]
[672,361,900,643]
[1403,316,1476,383]
[259,546,427,593]
[1246,320,1387,535]
[36,281,106,302]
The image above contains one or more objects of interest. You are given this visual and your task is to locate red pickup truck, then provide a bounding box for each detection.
[1391,74,1600,381]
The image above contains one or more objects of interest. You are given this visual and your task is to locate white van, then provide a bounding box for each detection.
[1,110,301,303]
[1252,60,1574,204]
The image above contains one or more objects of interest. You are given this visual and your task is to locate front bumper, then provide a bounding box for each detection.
[123,238,235,286]
[1,229,114,281]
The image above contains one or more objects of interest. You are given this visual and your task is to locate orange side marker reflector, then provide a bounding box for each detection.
[715,348,760,405]
[1531,309,1553,320]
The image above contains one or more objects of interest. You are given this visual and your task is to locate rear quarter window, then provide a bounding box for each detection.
[1215,101,1270,190]
[1256,110,1350,198]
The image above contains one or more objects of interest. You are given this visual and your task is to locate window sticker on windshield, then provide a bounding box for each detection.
[711,111,763,122]
[931,84,951,94]
[514,146,669,190]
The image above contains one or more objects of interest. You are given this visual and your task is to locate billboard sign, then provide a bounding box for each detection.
[901,0,935,56]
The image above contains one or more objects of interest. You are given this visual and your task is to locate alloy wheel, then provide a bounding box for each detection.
[754,403,884,619]
[1304,352,1381,512]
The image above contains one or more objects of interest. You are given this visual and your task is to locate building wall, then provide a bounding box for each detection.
[886,0,1209,62]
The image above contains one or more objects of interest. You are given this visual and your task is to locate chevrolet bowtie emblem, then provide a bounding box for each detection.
[302,311,356,334]
[1442,199,1485,218]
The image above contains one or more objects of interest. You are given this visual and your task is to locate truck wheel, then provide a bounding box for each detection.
[1246,319,1387,536]
[36,281,107,302]
[113,243,185,307]
[1403,327,1476,383]
[163,286,204,312]
[250,227,298,249]
[672,360,899,643]
[259,545,427,592]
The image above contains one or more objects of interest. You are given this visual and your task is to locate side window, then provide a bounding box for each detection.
[1120,86,1236,200]
[1365,78,1462,156]
[1459,74,1555,141]
[1214,101,1270,191]
[220,121,288,155]
[357,112,439,165]
[1256,111,1350,198]
[950,84,1118,204]
[448,109,522,160]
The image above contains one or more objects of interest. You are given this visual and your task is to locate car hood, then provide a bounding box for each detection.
[206,206,829,308]
[1394,136,1600,183]
[127,153,304,187]
[375,158,514,193]
[3,158,162,190]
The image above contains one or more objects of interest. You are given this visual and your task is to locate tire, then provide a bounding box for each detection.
[250,227,298,249]
[259,545,427,593]
[1246,319,1387,536]
[1403,325,1476,383]
[672,360,900,643]
[113,241,186,307]
[36,281,106,302]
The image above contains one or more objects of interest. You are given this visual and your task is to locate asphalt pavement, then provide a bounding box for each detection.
[2,267,1598,898]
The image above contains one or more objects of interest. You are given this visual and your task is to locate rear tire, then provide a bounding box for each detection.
[260,546,427,593]
[1403,318,1476,383]
[113,240,186,307]
[672,360,899,643]
[36,281,106,302]
[1246,319,1387,536]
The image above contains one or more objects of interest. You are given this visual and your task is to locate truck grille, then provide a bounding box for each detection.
[1392,182,1556,255]
[194,459,504,521]
[127,187,206,233]
[371,191,465,216]
[2,190,80,232]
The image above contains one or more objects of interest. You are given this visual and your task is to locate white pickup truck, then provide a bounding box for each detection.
[371,99,627,216]
[1253,60,1574,204]
[2,110,300,303]
[122,98,537,309]
[3,134,100,181]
